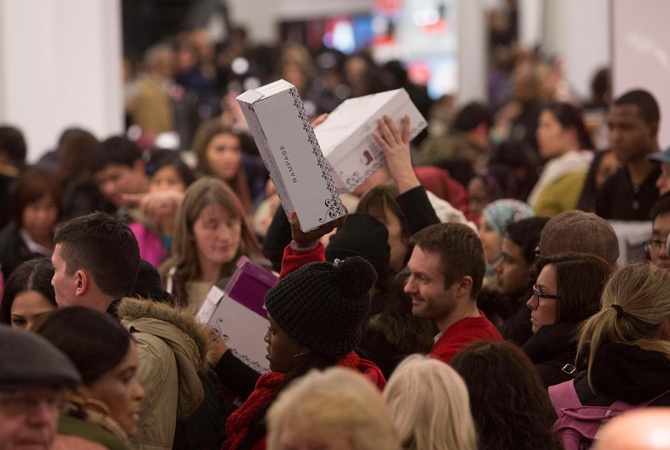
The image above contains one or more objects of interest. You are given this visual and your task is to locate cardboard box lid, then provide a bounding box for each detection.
[315,88,424,167]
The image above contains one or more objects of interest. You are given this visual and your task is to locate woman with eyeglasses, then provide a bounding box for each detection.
[522,252,613,388]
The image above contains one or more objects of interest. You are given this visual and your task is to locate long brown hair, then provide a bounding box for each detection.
[159,177,261,289]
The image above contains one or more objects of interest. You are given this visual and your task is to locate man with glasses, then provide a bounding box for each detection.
[0,325,81,450]
[647,197,670,272]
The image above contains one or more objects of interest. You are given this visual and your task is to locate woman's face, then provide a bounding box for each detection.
[10,290,57,330]
[467,177,490,218]
[536,110,575,159]
[149,165,186,193]
[526,264,559,333]
[22,195,59,242]
[264,315,307,373]
[478,216,502,264]
[205,133,242,182]
[192,203,242,270]
[84,341,144,436]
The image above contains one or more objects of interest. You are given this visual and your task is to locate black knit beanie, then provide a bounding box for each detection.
[264,256,377,358]
[325,213,390,280]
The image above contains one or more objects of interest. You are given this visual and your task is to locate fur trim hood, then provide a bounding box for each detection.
[116,297,214,372]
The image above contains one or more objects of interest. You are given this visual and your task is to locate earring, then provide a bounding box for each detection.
[290,351,310,370]
[84,398,111,417]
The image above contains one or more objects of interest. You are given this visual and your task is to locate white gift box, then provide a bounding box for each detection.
[197,285,270,373]
[237,79,346,232]
[314,88,427,193]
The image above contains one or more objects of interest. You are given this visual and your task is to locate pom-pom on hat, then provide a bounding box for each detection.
[264,256,377,358]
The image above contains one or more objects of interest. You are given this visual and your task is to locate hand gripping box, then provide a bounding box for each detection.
[196,257,278,373]
[314,88,427,193]
[237,79,346,232]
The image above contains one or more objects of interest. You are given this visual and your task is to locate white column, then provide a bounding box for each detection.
[518,0,544,50]
[0,0,123,163]
[542,0,610,101]
[457,0,487,104]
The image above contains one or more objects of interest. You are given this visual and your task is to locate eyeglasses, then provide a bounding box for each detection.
[530,285,558,309]
[644,239,668,253]
[0,390,66,416]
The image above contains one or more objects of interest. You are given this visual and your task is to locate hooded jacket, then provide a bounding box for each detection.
[117,297,214,450]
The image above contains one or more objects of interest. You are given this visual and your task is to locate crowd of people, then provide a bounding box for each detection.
[1,19,670,450]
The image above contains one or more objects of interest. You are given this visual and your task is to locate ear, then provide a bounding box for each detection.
[454,275,474,299]
[75,270,89,297]
[649,121,660,139]
[132,158,146,174]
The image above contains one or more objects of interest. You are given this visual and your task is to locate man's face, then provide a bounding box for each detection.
[404,247,458,330]
[649,213,670,272]
[608,104,656,164]
[95,162,148,208]
[0,387,62,450]
[51,244,79,308]
[494,238,529,295]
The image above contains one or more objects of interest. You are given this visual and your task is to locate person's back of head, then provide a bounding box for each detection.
[539,210,619,266]
[89,136,144,175]
[577,262,670,380]
[613,89,660,125]
[451,340,562,450]
[53,212,141,303]
[325,213,391,289]
[0,125,27,169]
[383,354,477,450]
[411,222,486,300]
[267,367,400,450]
[593,408,670,450]
[452,102,494,134]
[33,307,131,387]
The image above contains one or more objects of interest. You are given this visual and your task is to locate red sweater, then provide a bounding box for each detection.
[430,311,503,363]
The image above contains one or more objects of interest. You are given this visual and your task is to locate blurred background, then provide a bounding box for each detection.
[0,0,668,161]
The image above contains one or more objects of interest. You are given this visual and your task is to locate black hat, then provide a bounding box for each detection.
[325,213,390,280]
[132,259,172,303]
[0,325,81,391]
[264,256,377,358]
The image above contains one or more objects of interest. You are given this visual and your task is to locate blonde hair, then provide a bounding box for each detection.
[577,262,670,384]
[159,177,260,300]
[267,367,400,450]
[383,355,477,450]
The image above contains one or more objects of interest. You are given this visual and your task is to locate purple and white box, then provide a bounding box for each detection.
[196,257,278,373]
[237,79,346,232]
[314,88,427,193]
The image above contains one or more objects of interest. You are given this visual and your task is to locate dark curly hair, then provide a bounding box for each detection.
[451,340,562,450]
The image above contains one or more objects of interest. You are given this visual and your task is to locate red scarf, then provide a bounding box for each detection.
[221,351,385,450]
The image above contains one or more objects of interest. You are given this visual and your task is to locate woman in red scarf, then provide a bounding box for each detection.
[222,255,386,450]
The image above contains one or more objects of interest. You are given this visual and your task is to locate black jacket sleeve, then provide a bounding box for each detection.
[395,185,440,235]
[213,350,261,401]
[262,205,292,273]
